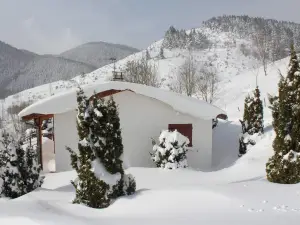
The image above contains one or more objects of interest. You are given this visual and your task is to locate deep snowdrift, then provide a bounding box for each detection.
[0,26,298,225]
[0,121,298,225]
[0,122,299,225]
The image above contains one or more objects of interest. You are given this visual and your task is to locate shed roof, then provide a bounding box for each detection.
[19,81,226,120]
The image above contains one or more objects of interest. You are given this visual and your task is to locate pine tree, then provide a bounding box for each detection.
[249,87,264,135]
[0,131,43,198]
[91,96,136,198]
[243,95,252,129]
[67,90,136,208]
[239,86,264,156]
[1,140,25,198]
[0,132,10,173]
[239,95,254,156]
[146,49,151,60]
[159,47,165,59]
[66,88,110,208]
[24,145,43,193]
[107,97,136,197]
[266,44,300,184]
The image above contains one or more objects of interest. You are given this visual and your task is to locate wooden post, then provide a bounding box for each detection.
[53,117,55,154]
[39,117,43,170]
[35,117,43,170]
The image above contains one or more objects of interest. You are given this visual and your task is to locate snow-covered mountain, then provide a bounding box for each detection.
[0,41,37,98]
[1,15,297,120]
[0,41,138,98]
[60,42,139,68]
[6,56,96,94]
[1,16,300,224]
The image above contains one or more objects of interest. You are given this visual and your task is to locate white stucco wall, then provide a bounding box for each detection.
[54,91,212,172]
[54,110,78,172]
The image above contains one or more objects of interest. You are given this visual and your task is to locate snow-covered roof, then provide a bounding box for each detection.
[19,81,225,120]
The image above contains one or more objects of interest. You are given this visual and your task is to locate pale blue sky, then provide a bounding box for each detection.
[0,0,299,54]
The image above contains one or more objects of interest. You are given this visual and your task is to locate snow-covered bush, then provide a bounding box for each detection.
[0,132,43,199]
[151,130,189,169]
[238,120,256,156]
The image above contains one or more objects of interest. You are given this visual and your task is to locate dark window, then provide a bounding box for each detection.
[168,124,193,147]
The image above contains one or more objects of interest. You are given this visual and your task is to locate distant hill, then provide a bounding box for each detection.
[5,15,300,115]
[0,40,138,98]
[6,55,96,94]
[60,42,139,68]
[0,41,37,97]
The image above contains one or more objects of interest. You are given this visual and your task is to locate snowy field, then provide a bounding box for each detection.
[0,124,299,225]
[0,28,298,224]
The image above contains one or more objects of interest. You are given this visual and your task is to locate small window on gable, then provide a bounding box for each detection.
[168,124,193,147]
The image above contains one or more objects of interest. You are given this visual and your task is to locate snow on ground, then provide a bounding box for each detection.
[214,57,290,120]
[0,127,297,223]
[0,122,299,225]
[0,28,298,224]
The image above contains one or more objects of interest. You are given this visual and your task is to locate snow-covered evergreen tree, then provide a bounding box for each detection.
[67,89,136,208]
[1,140,25,198]
[162,26,210,50]
[204,15,300,61]
[249,87,264,135]
[66,88,110,208]
[24,145,43,193]
[239,86,264,156]
[145,49,151,60]
[91,95,136,198]
[151,130,189,169]
[159,47,165,59]
[0,132,10,173]
[0,131,43,198]
[239,95,254,156]
[266,44,300,184]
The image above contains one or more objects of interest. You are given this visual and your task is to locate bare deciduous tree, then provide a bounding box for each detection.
[253,28,269,76]
[196,66,219,103]
[170,55,197,96]
[124,58,160,87]
[170,55,219,103]
[7,101,32,134]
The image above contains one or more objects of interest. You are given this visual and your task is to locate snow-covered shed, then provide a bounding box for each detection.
[19,81,226,172]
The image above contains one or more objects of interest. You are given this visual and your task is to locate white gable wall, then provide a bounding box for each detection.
[54,91,212,172]
[54,110,78,172]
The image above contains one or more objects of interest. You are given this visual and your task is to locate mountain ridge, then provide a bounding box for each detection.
[3,15,300,117]
[59,41,139,68]
[0,40,138,98]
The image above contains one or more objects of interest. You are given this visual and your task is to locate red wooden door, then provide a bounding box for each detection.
[168,124,193,147]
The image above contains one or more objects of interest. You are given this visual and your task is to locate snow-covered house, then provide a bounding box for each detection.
[19,81,225,172]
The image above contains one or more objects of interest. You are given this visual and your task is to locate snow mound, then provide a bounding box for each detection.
[92,160,121,186]
[47,159,56,173]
